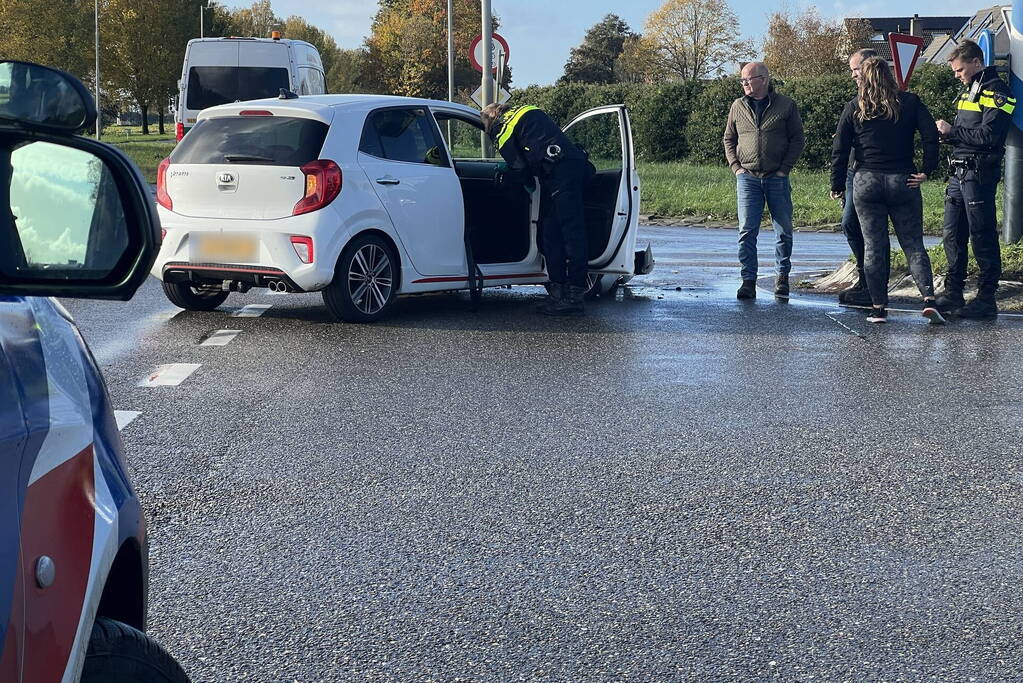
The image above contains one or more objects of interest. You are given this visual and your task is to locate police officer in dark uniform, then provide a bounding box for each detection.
[935,40,1018,318]
[481,103,595,316]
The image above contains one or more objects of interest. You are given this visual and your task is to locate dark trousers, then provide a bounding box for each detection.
[853,170,935,307]
[841,169,866,281]
[542,159,590,287]
[943,171,1001,295]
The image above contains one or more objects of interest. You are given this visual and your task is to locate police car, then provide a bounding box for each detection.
[154,94,652,322]
[0,61,187,681]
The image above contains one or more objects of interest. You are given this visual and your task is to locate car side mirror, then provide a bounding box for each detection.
[0,61,96,133]
[0,62,159,300]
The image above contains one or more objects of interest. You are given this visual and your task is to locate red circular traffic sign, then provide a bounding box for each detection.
[469,33,510,74]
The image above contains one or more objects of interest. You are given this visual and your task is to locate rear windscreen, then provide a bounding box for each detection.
[186,66,290,110]
[171,116,328,166]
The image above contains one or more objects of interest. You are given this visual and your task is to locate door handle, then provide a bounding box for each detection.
[375,177,400,185]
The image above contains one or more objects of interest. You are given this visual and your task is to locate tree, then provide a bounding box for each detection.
[615,35,665,83]
[764,8,862,78]
[644,0,753,80]
[328,49,371,93]
[0,0,94,78]
[363,0,506,100]
[281,15,342,81]
[225,0,280,38]
[101,0,192,134]
[559,14,635,84]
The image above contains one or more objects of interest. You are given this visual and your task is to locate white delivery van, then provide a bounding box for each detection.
[175,34,326,140]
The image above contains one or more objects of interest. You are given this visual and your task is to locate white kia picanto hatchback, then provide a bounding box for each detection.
[153,94,651,322]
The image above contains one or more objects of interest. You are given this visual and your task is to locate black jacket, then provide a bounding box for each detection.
[491,106,585,177]
[830,91,939,193]
[946,65,1016,159]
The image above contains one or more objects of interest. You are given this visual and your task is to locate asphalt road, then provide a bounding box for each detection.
[65,226,1023,681]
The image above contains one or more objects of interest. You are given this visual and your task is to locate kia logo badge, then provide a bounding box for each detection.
[217,172,235,184]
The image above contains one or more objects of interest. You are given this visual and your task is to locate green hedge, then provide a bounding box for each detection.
[508,64,962,172]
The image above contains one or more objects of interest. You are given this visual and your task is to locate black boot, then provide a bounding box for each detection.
[736,280,756,299]
[839,278,872,306]
[541,284,585,316]
[934,289,966,314]
[957,293,998,320]
[536,282,564,314]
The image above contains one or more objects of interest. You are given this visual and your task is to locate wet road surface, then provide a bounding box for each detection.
[65,226,1023,680]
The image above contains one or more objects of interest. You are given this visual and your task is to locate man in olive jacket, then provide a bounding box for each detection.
[723,62,805,299]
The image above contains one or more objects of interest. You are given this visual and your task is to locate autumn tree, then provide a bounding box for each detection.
[764,9,870,78]
[225,0,280,38]
[0,0,94,78]
[644,0,753,80]
[559,14,636,84]
[363,0,506,100]
[281,15,342,82]
[329,49,371,93]
[615,35,665,83]
[102,0,193,134]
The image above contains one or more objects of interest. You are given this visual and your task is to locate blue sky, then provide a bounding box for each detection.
[250,0,974,86]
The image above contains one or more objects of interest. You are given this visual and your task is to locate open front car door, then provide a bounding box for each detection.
[562,105,650,278]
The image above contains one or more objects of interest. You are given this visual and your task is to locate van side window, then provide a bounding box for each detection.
[298,67,325,95]
[359,108,448,167]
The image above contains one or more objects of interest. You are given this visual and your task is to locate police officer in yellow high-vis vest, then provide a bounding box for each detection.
[481,103,595,316]
[935,39,1018,319]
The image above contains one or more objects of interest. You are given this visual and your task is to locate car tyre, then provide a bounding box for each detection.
[81,617,190,683]
[161,281,229,311]
[322,233,397,323]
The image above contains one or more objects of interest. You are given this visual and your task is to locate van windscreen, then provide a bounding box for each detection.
[171,117,328,166]
[186,66,290,110]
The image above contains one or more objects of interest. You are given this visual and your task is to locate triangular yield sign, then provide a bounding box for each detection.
[888,33,925,90]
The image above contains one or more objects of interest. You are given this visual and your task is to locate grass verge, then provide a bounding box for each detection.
[120,142,177,182]
[101,125,176,144]
[638,162,1004,234]
[892,242,1023,280]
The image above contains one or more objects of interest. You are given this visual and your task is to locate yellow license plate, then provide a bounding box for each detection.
[194,234,258,263]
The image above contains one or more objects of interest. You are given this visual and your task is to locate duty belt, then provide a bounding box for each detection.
[948,157,977,177]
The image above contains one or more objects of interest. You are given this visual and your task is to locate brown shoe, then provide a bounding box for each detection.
[774,274,789,297]
[736,280,756,299]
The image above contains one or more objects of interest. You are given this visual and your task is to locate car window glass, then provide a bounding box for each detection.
[361,109,446,166]
[186,67,290,110]
[564,112,623,172]
[171,116,328,166]
[1,141,128,279]
[435,115,500,161]
[297,68,325,95]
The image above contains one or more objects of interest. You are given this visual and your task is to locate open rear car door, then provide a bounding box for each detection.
[562,105,650,277]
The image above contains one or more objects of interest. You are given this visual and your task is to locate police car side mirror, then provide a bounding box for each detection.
[0,62,159,301]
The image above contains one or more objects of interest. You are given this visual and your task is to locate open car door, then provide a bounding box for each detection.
[562,105,647,276]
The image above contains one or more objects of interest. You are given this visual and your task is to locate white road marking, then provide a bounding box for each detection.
[114,411,141,430]
[825,311,868,340]
[264,289,287,296]
[200,329,242,346]
[138,363,201,387]
[232,304,273,317]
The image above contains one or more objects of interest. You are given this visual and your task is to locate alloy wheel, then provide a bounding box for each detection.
[347,243,393,315]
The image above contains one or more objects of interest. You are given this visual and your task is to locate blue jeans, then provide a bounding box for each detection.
[736,172,794,281]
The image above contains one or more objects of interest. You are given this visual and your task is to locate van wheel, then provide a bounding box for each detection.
[162,281,229,311]
[81,617,189,683]
[322,234,397,323]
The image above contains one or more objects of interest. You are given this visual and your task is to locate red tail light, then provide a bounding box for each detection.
[293,160,342,216]
[156,157,173,210]
[175,122,184,141]
[290,235,314,263]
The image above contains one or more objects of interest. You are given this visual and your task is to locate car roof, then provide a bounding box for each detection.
[196,94,482,124]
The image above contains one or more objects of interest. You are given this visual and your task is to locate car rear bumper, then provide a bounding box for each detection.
[153,212,340,291]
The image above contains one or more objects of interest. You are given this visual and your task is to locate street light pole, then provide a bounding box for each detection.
[447,0,454,103]
[481,0,493,108]
[95,0,101,139]
[200,2,204,38]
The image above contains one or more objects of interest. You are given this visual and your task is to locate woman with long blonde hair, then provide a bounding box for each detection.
[830,57,942,324]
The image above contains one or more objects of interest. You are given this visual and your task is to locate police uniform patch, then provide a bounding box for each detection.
[993,93,1007,108]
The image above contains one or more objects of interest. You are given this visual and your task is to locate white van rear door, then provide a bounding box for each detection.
[165,113,330,220]
[562,105,639,275]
